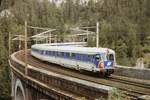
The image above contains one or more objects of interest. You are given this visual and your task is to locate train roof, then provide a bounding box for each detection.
[31,44,115,55]
[41,42,87,46]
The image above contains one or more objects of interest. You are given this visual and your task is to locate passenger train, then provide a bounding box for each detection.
[31,43,116,76]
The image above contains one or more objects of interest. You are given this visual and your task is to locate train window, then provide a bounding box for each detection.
[69,53,75,58]
[57,52,60,56]
[78,54,81,60]
[83,55,85,61]
[51,51,54,55]
[57,52,59,56]
[101,54,107,61]
[49,51,52,55]
[90,55,94,62]
[66,53,69,58]
[95,54,101,61]
[76,54,80,60]
[45,51,47,55]
[108,54,114,61]
[84,55,88,61]
[81,54,84,61]
[55,52,57,56]
[41,50,43,54]
[83,54,87,61]
[61,52,64,57]
[43,51,45,54]
[51,51,53,55]
[48,51,51,55]
[87,55,92,61]
[52,51,55,56]
[79,54,82,60]
[69,53,72,57]
[55,51,56,55]
[71,53,76,58]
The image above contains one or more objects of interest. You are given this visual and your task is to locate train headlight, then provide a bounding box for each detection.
[107,62,111,66]
[99,62,104,69]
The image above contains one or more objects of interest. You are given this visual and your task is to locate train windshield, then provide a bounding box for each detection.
[95,54,101,61]
[107,54,114,61]
[100,53,114,61]
[101,54,107,61]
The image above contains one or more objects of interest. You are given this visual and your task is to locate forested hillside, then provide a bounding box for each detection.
[0,0,150,99]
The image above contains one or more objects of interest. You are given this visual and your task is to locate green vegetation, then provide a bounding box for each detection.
[108,88,127,100]
[0,0,150,99]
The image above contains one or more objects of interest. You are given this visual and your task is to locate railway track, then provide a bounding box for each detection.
[108,76,150,99]
[15,51,150,100]
[110,75,150,90]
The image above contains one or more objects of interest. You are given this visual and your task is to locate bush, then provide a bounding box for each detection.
[142,46,150,53]
[109,88,127,100]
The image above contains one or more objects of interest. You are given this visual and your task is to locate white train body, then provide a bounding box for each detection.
[31,44,116,76]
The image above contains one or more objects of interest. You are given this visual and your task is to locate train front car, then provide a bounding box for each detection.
[95,48,115,76]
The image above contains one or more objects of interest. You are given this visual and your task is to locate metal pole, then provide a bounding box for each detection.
[49,32,51,43]
[86,28,88,42]
[96,22,99,48]
[36,39,37,44]
[46,36,48,43]
[55,35,57,43]
[9,32,11,57]
[25,21,28,75]
[19,35,21,50]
